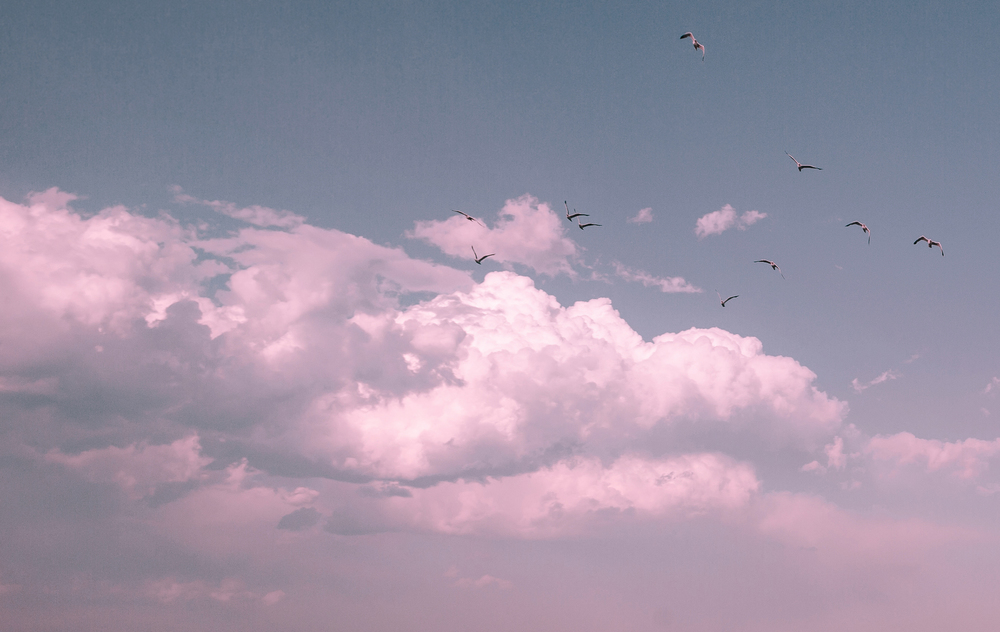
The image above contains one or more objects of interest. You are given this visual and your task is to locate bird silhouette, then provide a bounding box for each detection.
[754,259,785,279]
[846,221,870,244]
[564,201,589,221]
[680,32,705,60]
[716,291,738,307]
[471,246,495,265]
[577,221,602,230]
[785,152,822,171]
[914,235,944,256]
[452,210,486,227]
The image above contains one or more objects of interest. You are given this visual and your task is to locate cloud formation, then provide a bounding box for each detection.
[852,369,899,393]
[627,207,653,224]
[612,261,702,293]
[694,204,767,238]
[408,194,580,276]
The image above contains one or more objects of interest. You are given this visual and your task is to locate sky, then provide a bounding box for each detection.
[1,1,1000,630]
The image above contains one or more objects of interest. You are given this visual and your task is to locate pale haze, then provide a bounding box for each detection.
[1,2,1000,631]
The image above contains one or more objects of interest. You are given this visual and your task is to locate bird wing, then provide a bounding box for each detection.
[785,152,799,166]
[846,222,862,227]
[723,295,738,305]
[471,246,478,259]
[801,165,822,170]
[680,32,693,40]
[914,236,928,244]
[452,209,470,218]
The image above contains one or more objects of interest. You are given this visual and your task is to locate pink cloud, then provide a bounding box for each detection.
[852,369,899,392]
[408,194,579,276]
[866,432,1000,481]
[612,261,702,293]
[694,204,768,238]
[172,186,304,228]
[388,452,759,538]
[627,207,653,224]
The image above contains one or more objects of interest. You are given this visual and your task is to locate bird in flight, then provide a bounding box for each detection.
[564,201,589,221]
[754,259,785,279]
[577,220,602,230]
[471,246,495,265]
[452,210,486,227]
[716,291,738,307]
[680,32,705,60]
[913,235,944,256]
[846,221,870,244]
[785,152,822,171]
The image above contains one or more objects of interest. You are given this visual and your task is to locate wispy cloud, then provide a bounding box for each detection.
[852,369,899,393]
[984,377,1000,394]
[627,207,653,224]
[172,185,304,228]
[612,261,702,293]
[695,204,767,238]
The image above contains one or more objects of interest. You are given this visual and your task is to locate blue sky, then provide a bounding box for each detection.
[2,1,1000,630]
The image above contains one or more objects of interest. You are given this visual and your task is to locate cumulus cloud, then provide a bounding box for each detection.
[694,204,767,238]
[627,207,653,224]
[612,261,702,293]
[0,188,872,628]
[408,194,579,276]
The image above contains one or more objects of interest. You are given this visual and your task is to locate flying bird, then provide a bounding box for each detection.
[716,291,738,307]
[564,201,589,221]
[754,259,785,279]
[785,152,822,171]
[471,246,495,265]
[680,32,705,60]
[577,221,602,230]
[913,235,944,256]
[846,221,871,244]
[452,210,485,227]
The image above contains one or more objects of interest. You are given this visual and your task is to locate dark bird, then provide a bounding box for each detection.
[785,152,822,171]
[716,291,738,307]
[452,210,486,227]
[577,221,602,230]
[564,201,589,221]
[846,221,871,244]
[914,235,944,256]
[471,246,495,265]
[680,32,705,60]
[754,259,785,279]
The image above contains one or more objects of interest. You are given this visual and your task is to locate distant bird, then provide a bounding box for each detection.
[913,235,944,256]
[845,221,870,244]
[452,210,485,227]
[716,290,738,307]
[577,220,602,230]
[680,32,705,60]
[785,152,822,171]
[564,201,589,221]
[471,246,495,265]
[754,259,785,279]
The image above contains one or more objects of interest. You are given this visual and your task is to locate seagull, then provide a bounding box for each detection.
[564,201,589,221]
[680,32,705,60]
[785,152,822,171]
[471,246,495,265]
[452,210,486,227]
[754,259,785,279]
[846,221,870,244]
[716,291,738,307]
[577,220,602,230]
[913,235,944,256]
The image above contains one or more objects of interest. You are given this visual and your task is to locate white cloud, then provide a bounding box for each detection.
[627,207,653,224]
[985,376,1000,394]
[408,194,580,276]
[612,261,701,293]
[694,204,767,238]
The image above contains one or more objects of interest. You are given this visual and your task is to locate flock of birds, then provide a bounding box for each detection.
[449,32,946,307]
